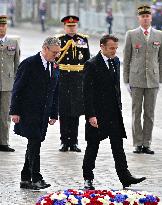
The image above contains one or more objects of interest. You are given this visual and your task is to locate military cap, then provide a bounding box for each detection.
[0,15,7,24]
[137,5,151,15]
[61,15,79,25]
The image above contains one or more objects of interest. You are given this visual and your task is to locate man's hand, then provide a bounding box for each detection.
[89,117,98,128]
[11,115,20,123]
[49,119,57,125]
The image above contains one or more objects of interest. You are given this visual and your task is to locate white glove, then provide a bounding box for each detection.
[125,83,132,94]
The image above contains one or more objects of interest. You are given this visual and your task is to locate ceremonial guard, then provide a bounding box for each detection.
[57,15,90,152]
[123,5,162,154]
[0,15,20,152]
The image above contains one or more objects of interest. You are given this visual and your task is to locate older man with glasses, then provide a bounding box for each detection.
[10,36,60,190]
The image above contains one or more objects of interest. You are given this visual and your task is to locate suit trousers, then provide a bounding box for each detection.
[82,136,128,181]
[59,116,79,145]
[131,87,158,147]
[21,138,43,183]
[0,91,11,145]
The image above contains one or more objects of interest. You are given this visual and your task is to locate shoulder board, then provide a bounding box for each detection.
[54,34,65,38]
[77,33,89,38]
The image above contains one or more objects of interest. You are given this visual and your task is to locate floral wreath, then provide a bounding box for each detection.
[36,189,160,205]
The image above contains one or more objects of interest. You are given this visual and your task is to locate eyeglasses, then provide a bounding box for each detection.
[47,47,60,55]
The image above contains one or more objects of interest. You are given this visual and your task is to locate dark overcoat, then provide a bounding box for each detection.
[83,52,127,142]
[9,53,59,142]
[58,33,90,117]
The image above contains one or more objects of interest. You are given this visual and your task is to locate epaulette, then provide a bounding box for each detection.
[54,34,65,38]
[77,33,89,38]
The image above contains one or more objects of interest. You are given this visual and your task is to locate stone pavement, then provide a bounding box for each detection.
[0,24,162,205]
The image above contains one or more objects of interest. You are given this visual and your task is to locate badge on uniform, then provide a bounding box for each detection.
[7,45,16,51]
[78,51,83,60]
[134,43,142,53]
[76,38,87,48]
[153,41,160,48]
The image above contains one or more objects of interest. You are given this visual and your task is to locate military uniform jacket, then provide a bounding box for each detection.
[84,52,127,142]
[9,53,59,142]
[0,37,20,91]
[57,33,90,117]
[123,27,162,88]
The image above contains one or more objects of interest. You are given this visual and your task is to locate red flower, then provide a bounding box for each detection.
[134,43,142,49]
[53,63,59,69]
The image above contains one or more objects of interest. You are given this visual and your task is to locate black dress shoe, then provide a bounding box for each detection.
[32,179,51,190]
[59,144,69,152]
[142,147,154,154]
[84,179,95,190]
[122,176,146,189]
[70,144,81,152]
[20,181,32,189]
[0,145,15,152]
[133,146,143,154]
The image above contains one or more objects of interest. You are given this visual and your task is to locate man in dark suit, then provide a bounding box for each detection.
[82,34,146,190]
[9,37,60,190]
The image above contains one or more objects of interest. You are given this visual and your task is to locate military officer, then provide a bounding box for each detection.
[123,5,162,154]
[0,15,20,152]
[57,15,90,152]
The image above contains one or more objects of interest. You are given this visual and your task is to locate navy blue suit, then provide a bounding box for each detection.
[83,52,128,182]
[9,52,59,182]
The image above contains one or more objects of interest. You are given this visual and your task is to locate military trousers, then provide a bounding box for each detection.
[59,115,79,146]
[0,91,11,145]
[131,87,158,147]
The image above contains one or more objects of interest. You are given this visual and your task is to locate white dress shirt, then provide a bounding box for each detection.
[100,52,110,69]
[40,52,51,76]
[140,26,151,40]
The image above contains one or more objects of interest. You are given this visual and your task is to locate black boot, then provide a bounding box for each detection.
[70,144,81,152]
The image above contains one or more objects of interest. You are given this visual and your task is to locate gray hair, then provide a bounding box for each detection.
[43,36,61,47]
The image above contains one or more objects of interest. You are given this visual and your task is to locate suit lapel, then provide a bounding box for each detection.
[136,27,146,41]
[148,28,156,44]
[96,52,108,71]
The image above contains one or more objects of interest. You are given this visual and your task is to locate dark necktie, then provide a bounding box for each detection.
[45,62,50,80]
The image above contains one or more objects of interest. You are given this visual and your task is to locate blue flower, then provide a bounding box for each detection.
[114,194,126,203]
[139,198,147,203]
[90,193,96,198]
[54,199,66,205]
[36,195,45,203]
[146,195,157,202]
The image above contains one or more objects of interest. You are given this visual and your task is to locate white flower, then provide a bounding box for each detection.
[41,199,47,204]
[65,202,72,205]
[98,198,109,205]
[57,193,67,200]
[81,197,90,205]
[104,195,110,201]
[68,195,78,204]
